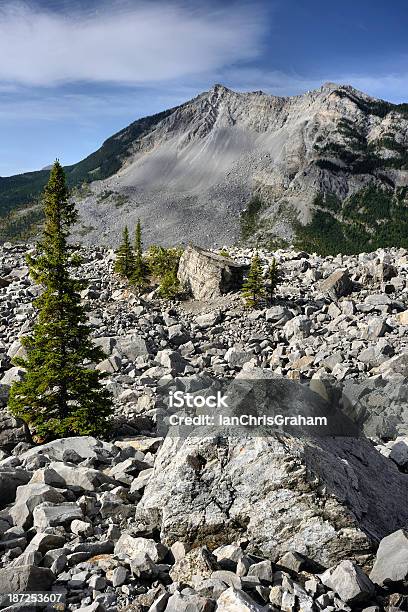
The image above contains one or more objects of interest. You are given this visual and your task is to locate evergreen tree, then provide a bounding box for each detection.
[266,257,280,301]
[131,219,148,294]
[147,245,183,299]
[9,161,113,440]
[114,226,135,279]
[158,269,180,299]
[242,252,265,308]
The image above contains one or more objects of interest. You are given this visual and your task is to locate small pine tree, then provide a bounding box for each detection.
[158,269,180,299]
[131,219,148,294]
[8,161,113,440]
[147,245,183,299]
[242,252,266,308]
[114,226,135,279]
[266,257,280,300]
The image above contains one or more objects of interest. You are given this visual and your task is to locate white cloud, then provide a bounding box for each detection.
[0,1,267,86]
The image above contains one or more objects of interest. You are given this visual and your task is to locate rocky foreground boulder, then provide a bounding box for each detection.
[135,370,408,569]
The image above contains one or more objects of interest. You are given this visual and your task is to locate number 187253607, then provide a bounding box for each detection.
[0,592,65,609]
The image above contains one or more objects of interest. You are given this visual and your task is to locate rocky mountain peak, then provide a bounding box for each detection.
[1,82,407,252]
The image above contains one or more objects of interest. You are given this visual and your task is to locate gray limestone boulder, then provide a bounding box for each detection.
[178,245,247,300]
[135,374,408,568]
[369,529,408,586]
[319,269,353,301]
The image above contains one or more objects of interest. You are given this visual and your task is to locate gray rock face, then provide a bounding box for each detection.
[10,483,66,529]
[114,534,168,563]
[319,269,353,301]
[0,469,30,506]
[321,560,375,604]
[169,547,219,588]
[33,502,83,531]
[135,377,408,568]
[18,436,116,463]
[0,410,31,453]
[47,461,117,491]
[0,565,54,593]
[178,246,247,300]
[165,592,214,612]
[216,587,265,611]
[54,82,408,249]
[369,529,408,586]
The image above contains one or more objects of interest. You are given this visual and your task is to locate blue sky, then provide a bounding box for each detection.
[1,0,408,176]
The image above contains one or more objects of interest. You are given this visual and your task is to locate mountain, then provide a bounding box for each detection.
[1,82,408,253]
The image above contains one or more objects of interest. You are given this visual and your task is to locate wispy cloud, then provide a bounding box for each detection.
[0,1,267,86]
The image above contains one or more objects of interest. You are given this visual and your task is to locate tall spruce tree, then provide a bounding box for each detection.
[266,257,280,301]
[131,219,148,294]
[9,161,113,440]
[114,226,135,279]
[242,252,266,308]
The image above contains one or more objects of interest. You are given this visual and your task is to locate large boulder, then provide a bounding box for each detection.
[321,560,375,604]
[369,529,408,586]
[135,371,408,568]
[115,334,150,361]
[319,269,353,301]
[18,436,116,464]
[0,565,54,593]
[177,246,247,300]
[10,483,66,529]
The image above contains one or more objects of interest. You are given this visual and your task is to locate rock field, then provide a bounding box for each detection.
[0,242,408,611]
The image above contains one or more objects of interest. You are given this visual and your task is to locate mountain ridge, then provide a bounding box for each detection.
[1,82,408,252]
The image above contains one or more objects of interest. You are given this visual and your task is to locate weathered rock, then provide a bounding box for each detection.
[169,547,219,588]
[178,246,247,300]
[47,461,117,491]
[320,269,353,301]
[165,592,215,612]
[130,552,158,578]
[195,311,221,329]
[33,502,83,530]
[135,374,408,568]
[283,315,311,340]
[19,436,116,463]
[369,529,408,586]
[24,532,66,555]
[10,484,66,529]
[0,469,31,507]
[156,349,188,374]
[216,587,265,611]
[0,367,25,386]
[0,413,30,453]
[114,534,168,563]
[115,334,150,361]
[389,439,408,471]
[321,560,375,604]
[0,566,54,593]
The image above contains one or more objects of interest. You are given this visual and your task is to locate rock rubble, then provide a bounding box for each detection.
[0,242,408,610]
